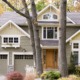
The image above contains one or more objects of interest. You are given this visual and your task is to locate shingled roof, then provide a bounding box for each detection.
[0,11,80,26]
[0,11,27,26]
[67,12,80,25]
[40,40,58,47]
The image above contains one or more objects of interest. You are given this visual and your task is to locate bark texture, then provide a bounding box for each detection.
[58,0,68,77]
[22,0,36,67]
[30,0,43,75]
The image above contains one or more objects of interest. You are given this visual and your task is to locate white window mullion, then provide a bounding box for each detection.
[46,27,47,39]
[79,42,80,66]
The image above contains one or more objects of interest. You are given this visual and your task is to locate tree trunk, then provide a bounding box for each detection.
[27,18,36,67]
[58,0,68,77]
[21,0,37,67]
[30,0,43,75]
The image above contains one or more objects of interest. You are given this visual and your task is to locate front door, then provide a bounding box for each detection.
[46,49,58,69]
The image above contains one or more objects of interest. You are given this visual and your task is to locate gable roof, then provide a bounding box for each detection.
[66,30,80,43]
[0,5,80,26]
[38,4,59,16]
[0,12,27,26]
[0,20,30,37]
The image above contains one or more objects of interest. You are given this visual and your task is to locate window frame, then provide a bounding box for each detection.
[42,13,58,20]
[72,51,79,65]
[42,26,58,40]
[71,41,80,66]
[2,36,20,44]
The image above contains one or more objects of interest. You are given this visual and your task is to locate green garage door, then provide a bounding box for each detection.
[14,54,34,73]
[0,54,8,75]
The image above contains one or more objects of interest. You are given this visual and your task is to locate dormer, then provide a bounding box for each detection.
[43,12,58,21]
[37,4,59,21]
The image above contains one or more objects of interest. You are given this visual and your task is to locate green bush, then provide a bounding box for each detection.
[41,71,61,80]
[75,67,80,76]
[7,71,24,80]
[68,53,76,74]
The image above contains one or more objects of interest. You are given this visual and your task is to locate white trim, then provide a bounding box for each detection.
[72,41,80,51]
[38,4,59,17]
[1,36,20,48]
[41,46,58,49]
[42,26,58,40]
[0,20,30,38]
[67,17,76,24]
[41,12,58,21]
[0,52,9,65]
[71,41,80,65]
[12,52,33,66]
[66,30,80,43]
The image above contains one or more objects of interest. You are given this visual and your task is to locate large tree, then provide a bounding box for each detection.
[3,0,43,75]
[58,0,68,77]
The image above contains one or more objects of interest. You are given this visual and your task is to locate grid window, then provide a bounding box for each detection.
[4,38,8,43]
[73,51,78,65]
[0,55,7,59]
[15,55,33,59]
[73,43,79,48]
[14,38,18,43]
[3,37,19,44]
[9,37,13,43]
[43,27,57,39]
[43,14,51,19]
[53,14,57,19]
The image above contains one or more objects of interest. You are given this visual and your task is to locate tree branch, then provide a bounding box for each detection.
[2,0,30,19]
[22,0,30,18]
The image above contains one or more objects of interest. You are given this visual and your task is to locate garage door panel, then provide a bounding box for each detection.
[0,55,8,75]
[14,55,33,73]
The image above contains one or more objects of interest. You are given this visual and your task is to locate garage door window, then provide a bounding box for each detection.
[0,55,7,59]
[15,55,33,59]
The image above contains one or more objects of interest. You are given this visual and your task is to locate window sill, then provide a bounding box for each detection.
[1,44,20,48]
[42,39,59,40]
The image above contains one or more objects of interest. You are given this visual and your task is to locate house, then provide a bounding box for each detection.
[0,4,80,75]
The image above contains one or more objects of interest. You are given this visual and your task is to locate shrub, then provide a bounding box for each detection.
[41,71,61,80]
[75,66,80,76]
[68,53,76,74]
[24,73,36,80]
[7,71,24,80]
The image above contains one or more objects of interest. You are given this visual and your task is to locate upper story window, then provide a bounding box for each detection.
[43,13,58,20]
[43,27,57,39]
[43,14,51,19]
[73,43,79,49]
[2,36,20,48]
[53,14,57,19]
[3,37,19,44]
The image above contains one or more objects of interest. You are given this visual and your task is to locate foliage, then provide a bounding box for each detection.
[0,4,4,14]
[41,71,61,80]
[68,53,76,74]
[53,0,60,8]
[36,0,46,11]
[74,2,80,12]
[67,0,75,12]
[58,75,80,80]
[75,67,80,76]
[7,71,24,80]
